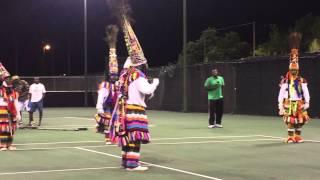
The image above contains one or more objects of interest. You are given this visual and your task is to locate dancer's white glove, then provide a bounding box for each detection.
[15,114,21,121]
[153,78,160,86]
[149,93,155,100]
[278,103,284,115]
[97,109,104,114]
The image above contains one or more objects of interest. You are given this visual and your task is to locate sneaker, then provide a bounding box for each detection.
[295,136,304,143]
[208,125,215,128]
[126,166,149,171]
[18,124,25,129]
[29,121,36,127]
[215,124,223,128]
[8,146,17,151]
[105,141,112,145]
[19,121,24,126]
[0,147,8,151]
[286,136,296,143]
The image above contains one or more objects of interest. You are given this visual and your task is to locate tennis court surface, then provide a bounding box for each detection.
[1,108,320,180]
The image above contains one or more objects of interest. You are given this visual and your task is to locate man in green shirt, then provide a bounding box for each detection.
[204,68,224,128]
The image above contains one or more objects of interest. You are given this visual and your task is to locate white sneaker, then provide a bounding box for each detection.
[208,125,215,128]
[29,121,36,127]
[8,146,17,151]
[0,147,8,151]
[215,124,223,128]
[18,121,24,127]
[126,166,149,171]
[105,141,112,145]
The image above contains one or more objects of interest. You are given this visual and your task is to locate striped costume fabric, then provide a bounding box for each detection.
[103,112,111,141]
[125,104,150,144]
[111,69,151,147]
[122,142,141,168]
[109,97,126,146]
[94,112,111,135]
[0,106,17,148]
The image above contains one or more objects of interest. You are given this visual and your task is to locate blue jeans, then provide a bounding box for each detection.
[28,100,43,113]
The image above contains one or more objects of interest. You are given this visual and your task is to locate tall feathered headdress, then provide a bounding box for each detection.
[288,32,302,70]
[0,63,11,80]
[106,0,147,67]
[122,15,147,67]
[104,25,119,76]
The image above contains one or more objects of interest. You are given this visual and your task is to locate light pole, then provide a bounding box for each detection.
[84,0,88,107]
[67,38,71,75]
[203,38,208,63]
[202,28,216,63]
[252,21,256,57]
[182,0,188,112]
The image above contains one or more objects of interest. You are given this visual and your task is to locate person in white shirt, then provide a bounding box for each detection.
[28,77,46,126]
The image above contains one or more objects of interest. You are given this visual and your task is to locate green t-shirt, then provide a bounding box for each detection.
[204,76,224,100]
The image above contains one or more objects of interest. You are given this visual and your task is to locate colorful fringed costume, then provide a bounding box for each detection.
[95,25,119,144]
[0,87,18,149]
[95,81,118,143]
[278,32,310,143]
[110,68,152,144]
[108,13,159,170]
[110,66,158,169]
[0,63,20,150]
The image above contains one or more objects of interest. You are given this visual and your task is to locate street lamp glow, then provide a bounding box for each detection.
[43,44,51,51]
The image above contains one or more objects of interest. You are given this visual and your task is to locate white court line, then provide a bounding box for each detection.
[14,135,262,146]
[41,125,93,127]
[24,116,92,120]
[62,117,156,127]
[15,138,279,151]
[0,166,119,176]
[153,135,262,140]
[257,135,320,143]
[41,117,71,119]
[63,117,92,121]
[76,147,223,180]
[20,125,94,129]
[150,139,279,145]
[15,145,117,151]
[14,141,102,146]
[257,135,283,139]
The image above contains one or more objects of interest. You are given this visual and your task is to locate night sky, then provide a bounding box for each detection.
[0,0,319,75]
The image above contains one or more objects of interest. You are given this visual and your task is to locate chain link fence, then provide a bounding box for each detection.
[20,53,320,117]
